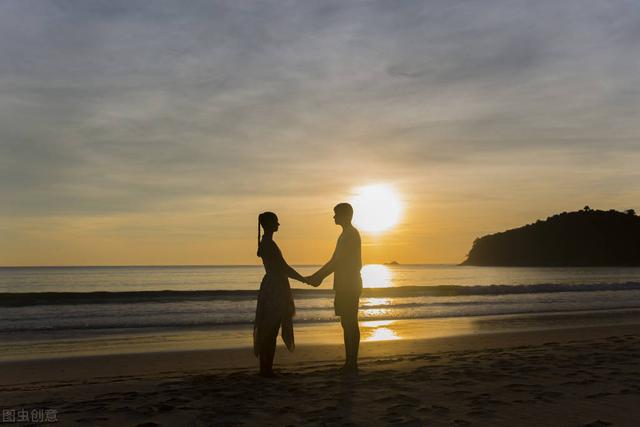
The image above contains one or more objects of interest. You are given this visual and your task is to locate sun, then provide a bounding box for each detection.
[350,184,403,233]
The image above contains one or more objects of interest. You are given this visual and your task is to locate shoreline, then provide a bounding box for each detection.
[2,307,640,363]
[2,322,640,382]
[2,312,639,383]
[0,309,640,366]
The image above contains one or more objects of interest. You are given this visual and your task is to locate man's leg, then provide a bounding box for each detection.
[340,311,360,370]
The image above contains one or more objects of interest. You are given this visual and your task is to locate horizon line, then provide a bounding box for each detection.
[0,263,456,269]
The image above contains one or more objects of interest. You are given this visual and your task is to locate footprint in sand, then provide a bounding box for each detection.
[382,414,421,426]
[583,420,612,427]
[386,403,416,414]
[533,391,564,402]
[505,383,542,391]
[446,390,472,396]
[75,417,110,423]
[424,405,450,416]
[585,392,613,399]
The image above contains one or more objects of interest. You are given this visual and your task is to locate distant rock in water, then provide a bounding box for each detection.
[384,261,400,266]
[462,208,640,266]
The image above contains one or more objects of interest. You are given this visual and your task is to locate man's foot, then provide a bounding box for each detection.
[339,364,358,375]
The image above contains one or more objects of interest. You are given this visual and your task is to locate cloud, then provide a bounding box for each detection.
[1,0,640,221]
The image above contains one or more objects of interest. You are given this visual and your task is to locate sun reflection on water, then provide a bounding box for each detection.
[361,320,400,341]
[359,265,399,340]
[361,297,392,318]
[364,320,394,327]
[365,297,392,307]
[361,264,393,288]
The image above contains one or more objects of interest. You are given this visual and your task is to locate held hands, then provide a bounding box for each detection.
[304,273,322,287]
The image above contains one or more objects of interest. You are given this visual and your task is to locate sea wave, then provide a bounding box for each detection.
[2,307,640,334]
[3,282,640,307]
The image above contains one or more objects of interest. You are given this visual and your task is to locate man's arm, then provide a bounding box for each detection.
[309,237,343,286]
[313,251,336,281]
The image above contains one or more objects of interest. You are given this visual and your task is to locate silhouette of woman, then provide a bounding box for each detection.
[254,212,310,377]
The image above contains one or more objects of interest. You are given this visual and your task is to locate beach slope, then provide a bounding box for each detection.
[1,323,639,426]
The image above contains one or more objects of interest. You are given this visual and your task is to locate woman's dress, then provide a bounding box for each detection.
[253,239,296,356]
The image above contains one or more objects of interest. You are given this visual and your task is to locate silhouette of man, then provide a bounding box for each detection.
[309,203,362,373]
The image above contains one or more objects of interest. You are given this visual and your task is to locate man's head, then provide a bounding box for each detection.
[333,203,354,226]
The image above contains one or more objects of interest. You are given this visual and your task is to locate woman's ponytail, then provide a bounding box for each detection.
[256,214,262,257]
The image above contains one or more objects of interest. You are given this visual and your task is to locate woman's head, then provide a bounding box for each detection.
[257,212,279,257]
[259,212,279,233]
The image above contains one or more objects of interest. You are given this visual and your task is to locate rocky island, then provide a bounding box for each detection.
[462,207,640,266]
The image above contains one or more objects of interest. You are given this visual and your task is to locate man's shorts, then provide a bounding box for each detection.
[334,288,361,317]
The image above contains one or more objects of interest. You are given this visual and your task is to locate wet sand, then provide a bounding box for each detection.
[1,322,639,426]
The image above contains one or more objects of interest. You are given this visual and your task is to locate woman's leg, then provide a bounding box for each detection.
[259,319,280,376]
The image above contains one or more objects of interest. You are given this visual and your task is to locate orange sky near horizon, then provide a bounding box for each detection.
[3,172,635,266]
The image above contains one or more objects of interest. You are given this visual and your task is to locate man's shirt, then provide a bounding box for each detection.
[330,226,363,292]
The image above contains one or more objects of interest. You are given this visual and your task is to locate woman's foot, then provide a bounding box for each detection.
[259,370,276,378]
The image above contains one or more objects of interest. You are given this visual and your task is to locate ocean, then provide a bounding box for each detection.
[2,264,640,339]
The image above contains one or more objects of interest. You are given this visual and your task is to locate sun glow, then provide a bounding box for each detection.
[350,184,402,233]
[361,264,393,288]
[362,320,400,342]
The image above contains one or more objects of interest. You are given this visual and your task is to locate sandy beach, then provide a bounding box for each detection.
[2,320,639,426]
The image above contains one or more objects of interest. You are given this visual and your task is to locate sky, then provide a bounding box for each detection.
[1,0,640,266]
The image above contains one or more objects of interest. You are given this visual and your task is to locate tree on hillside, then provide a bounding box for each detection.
[462,208,640,266]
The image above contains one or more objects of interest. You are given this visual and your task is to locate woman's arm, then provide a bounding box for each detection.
[273,243,307,283]
[284,263,306,283]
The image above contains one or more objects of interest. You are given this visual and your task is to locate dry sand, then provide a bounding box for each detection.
[1,323,639,426]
